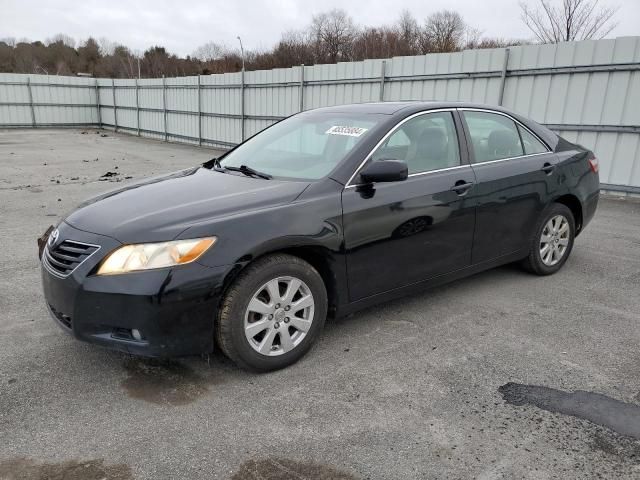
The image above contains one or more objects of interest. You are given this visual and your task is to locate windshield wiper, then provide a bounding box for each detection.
[223,165,272,180]
[203,158,272,179]
[202,157,224,170]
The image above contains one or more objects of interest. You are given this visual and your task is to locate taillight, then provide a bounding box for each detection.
[588,157,599,173]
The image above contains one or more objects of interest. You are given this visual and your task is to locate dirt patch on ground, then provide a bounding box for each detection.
[121,357,214,406]
[230,458,359,480]
[0,457,132,480]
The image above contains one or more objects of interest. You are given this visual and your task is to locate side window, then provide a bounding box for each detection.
[371,112,461,174]
[463,111,524,163]
[518,124,548,155]
[387,130,410,148]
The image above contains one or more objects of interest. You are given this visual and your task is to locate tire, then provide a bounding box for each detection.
[521,203,575,276]
[216,253,327,372]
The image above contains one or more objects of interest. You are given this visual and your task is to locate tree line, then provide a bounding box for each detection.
[0,1,618,78]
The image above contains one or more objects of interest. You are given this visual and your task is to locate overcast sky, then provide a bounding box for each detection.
[2,0,638,56]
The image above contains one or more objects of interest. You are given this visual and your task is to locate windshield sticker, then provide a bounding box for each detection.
[325,125,368,137]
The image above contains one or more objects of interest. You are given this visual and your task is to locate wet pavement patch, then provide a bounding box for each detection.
[121,357,213,406]
[499,382,640,440]
[231,458,358,480]
[0,457,132,479]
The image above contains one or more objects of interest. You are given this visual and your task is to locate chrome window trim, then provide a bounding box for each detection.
[458,107,552,159]
[407,164,471,177]
[345,108,458,188]
[344,106,554,189]
[462,151,550,167]
[42,240,101,279]
[344,164,472,189]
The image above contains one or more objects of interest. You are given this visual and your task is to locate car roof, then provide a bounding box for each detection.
[309,102,419,114]
[308,101,520,115]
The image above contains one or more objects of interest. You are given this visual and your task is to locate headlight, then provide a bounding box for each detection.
[97,237,216,275]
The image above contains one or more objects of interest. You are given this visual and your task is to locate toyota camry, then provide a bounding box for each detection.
[39,102,600,371]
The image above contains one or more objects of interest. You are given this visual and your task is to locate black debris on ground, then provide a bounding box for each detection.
[100,171,119,178]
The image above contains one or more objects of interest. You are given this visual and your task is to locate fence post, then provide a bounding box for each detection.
[111,78,118,132]
[135,78,140,136]
[26,77,36,127]
[379,60,386,102]
[95,79,102,128]
[299,64,305,112]
[162,75,167,142]
[197,75,202,146]
[239,70,245,142]
[498,48,511,106]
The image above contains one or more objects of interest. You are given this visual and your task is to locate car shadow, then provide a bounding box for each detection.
[33,263,529,407]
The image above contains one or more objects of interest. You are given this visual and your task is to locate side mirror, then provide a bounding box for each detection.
[359,159,408,184]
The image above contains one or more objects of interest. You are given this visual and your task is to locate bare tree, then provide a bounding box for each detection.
[46,34,76,48]
[0,37,16,47]
[520,0,618,43]
[193,42,226,62]
[270,31,313,67]
[310,9,358,63]
[395,10,421,55]
[98,37,116,56]
[423,10,467,53]
[78,37,100,73]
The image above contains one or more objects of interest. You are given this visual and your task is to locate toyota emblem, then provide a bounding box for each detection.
[48,228,59,247]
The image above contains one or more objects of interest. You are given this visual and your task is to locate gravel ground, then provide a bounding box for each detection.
[1,129,639,480]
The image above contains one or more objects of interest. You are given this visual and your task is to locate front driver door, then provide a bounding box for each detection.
[342,110,477,302]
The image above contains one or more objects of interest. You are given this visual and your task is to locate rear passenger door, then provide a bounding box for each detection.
[460,109,558,265]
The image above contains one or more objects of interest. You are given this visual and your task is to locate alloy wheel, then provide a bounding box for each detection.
[244,276,315,356]
[539,214,570,266]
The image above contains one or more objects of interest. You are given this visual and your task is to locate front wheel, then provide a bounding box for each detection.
[216,254,327,372]
[522,203,575,276]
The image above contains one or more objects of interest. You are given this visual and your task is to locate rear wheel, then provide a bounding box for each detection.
[522,203,575,275]
[216,254,327,372]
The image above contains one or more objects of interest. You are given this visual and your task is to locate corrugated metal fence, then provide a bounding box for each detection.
[1,37,639,192]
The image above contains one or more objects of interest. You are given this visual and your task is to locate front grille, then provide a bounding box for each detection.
[49,304,72,329]
[43,240,100,277]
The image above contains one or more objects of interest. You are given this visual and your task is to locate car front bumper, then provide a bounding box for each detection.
[40,222,229,357]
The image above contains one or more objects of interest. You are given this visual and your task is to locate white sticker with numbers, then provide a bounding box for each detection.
[325,125,368,137]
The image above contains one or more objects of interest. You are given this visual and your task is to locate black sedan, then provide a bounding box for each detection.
[40,102,600,371]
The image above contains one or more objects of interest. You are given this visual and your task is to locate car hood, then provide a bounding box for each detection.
[64,167,310,243]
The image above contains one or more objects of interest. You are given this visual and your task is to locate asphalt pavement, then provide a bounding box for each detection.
[1,129,639,479]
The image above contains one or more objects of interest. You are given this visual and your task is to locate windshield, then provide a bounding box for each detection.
[220,112,385,180]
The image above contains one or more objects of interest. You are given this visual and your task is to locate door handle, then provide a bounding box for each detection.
[450,180,474,195]
[541,163,556,175]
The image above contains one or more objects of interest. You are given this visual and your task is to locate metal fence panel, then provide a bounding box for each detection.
[1,37,640,191]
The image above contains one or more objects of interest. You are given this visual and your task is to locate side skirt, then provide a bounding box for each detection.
[336,249,528,318]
